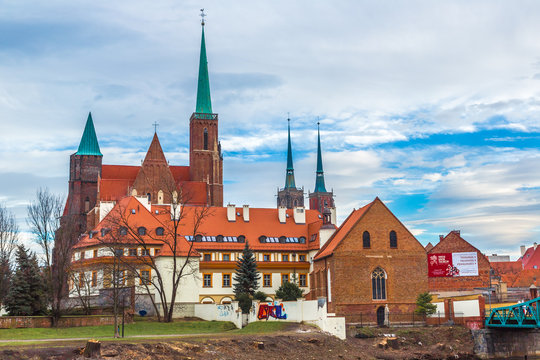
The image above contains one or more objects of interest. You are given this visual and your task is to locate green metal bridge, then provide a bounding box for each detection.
[485,297,540,328]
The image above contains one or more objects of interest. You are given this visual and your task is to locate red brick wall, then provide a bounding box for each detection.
[68,154,102,233]
[311,199,428,322]
[428,232,491,291]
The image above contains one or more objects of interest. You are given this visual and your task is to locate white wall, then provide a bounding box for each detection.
[153,256,199,303]
[453,299,480,317]
[428,302,446,317]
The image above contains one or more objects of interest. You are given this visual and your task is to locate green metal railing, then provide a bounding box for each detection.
[485,297,540,328]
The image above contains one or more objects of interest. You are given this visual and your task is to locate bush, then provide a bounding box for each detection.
[415,292,437,316]
[253,291,267,302]
[236,293,252,314]
[275,281,303,301]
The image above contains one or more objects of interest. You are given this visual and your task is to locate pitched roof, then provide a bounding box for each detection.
[520,245,540,270]
[425,242,434,252]
[511,269,540,287]
[74,196,323,254]
[491,261,522,285]
[314,200,374,260]
[76,112,102,156]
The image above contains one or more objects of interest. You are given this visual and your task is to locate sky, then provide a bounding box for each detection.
[1,1,539,259]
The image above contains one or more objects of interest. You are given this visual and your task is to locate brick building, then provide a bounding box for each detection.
[64,21,223,235]
[427,231,490,294]
[308,197,428,325]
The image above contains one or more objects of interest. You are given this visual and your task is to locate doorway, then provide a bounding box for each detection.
[376,306,385,326]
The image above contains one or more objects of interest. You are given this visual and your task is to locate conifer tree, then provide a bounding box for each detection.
[415,292,437,316]
[4,245,47,316]
[233,242,260,297]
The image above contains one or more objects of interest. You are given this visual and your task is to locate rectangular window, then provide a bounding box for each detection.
[115,270,125,286]
[263,273,272,287]
[222,253,230,261]
[141,249,150,256]
[140,269,151,285]
[80,251,85,260]
[203,253,212,261]
[129,248,137,256]
[93,249,98,258]
[299,254,306,262]
[282,254,289,262]
[91,271,97,287]
[281,273,289,284]
[154,248,160,256]
[115,249,124,257]
[222,273,231,287]
[299,273,307,287]
[203,273,212,287]
[263,254,270,262]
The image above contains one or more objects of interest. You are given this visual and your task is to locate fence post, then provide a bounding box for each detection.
[412,312,415,327]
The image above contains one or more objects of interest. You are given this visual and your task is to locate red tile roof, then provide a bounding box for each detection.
[520,245,540,270]
[170,166,190,181]
[74,196,323,254]
[491,261,522,285]
[511,269,540,288]
[313,201,373,260]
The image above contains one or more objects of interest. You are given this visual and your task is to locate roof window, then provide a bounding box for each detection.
[237,235,246,243]
[259,236,267,243]
[156,227,164,236]
[119,227,128,236]
[138,227,147,236]
[131,209,136,214]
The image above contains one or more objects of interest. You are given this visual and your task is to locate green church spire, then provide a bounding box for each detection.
[314,122,327,193]
[195,18,212,114]
[285,118,296,189]
[76,112,102,156]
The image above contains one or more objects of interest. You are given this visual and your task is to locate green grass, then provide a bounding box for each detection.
[234,321,292,334]
[0,320,236,341]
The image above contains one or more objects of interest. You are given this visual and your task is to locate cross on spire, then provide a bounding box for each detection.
[200,8,206,26]
[153,121,159,133]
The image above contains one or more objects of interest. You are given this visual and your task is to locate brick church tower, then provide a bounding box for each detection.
[67,112,102,233]
[277,119,304,208]
[189,18,223,207]
[309,123,335,223]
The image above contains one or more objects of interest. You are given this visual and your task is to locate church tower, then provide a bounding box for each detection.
[277,119,304,208]
[189,15,223,207]
[309,123,335,223]
[67,112,103,233]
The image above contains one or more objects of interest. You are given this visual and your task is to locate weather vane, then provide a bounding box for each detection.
[200,8,206,26]
[317,116,320,126]
[153,121,159,133]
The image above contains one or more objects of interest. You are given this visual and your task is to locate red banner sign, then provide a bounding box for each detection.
[428,252,478,277]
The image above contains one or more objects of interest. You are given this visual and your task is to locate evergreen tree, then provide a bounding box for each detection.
[233,242,260,297]
[415,292,437,316]
[4,245,47,316]
[275,281,304,301]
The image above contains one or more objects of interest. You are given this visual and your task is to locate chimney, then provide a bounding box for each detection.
[170,203,181,220]
[535,242,538,251]
[452,230,460,235]
[243,205,249,222]
[439,235,444,242]
[330,207,337,225]
[278,206,287,223]
[227,204,236,222]
[521,245,527,256]
[293,206,306,224]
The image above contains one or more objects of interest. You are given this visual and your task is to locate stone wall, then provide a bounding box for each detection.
[472,328,540,359]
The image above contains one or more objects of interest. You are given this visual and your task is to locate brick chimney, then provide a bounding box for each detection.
[521,245,527,256]
[278,206,287,223]
[242,205,249,222]
[227,204,236,222]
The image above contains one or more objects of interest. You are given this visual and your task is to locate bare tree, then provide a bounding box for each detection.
[95,182,211,322]
[0,204,18,307]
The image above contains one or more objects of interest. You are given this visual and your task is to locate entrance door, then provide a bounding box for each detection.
[376,306,385,326]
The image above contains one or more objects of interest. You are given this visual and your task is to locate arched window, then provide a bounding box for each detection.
[157,190,164,204]
[84,197,90,213]
[119,227,128,236]
[363,231,371,248]
[156,227,164,236]
[237,235,246,243]
[372,267,387,300]
[389,230,397,248]
[147,192,151,202]
[138,227,146,236]
[203,128,208,150]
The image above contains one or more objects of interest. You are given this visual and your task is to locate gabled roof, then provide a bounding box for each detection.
[511,269,540,288]
[76,112,102,156]
[314,200,374,260]
[491,261,522,285]
[429,231,490,267]
[74,197,323,253]
[520,245,540,270]
[425,242,434,252]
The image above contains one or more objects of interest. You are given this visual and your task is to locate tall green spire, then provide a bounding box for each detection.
[285,118,296,189]
[195,22,212,114]
[76,112,102,156]
[314,122,327,193]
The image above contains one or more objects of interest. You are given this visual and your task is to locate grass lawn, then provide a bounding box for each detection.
[234,321,292,334]
[0,319,236,341]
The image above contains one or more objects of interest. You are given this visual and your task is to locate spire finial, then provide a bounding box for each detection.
[314,119,327,193]
[285,116,296,189]
[200,8,206,26]
[153,121,159,133]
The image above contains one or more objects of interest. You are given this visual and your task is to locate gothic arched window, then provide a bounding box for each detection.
[203,128,208,150]
[363,231,371,248]
[372,267,387,300]
[389,230,397,248]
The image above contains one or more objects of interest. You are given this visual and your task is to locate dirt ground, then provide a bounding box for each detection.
[0,324,479,360]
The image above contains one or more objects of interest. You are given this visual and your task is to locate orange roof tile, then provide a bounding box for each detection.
[170,166,190,181]
[511,269,540,287]
[314,201,373,260]
[74,197,323,254]
[98,179,133,201]
[491,261,522,285]
[102,165,140,180]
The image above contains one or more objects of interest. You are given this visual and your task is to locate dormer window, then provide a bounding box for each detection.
[138,227,147,236]
[259,236,267,243]
[156,227,164,236]
[237,235,246,243]
[119,227,128,236]
[101,228,109,237]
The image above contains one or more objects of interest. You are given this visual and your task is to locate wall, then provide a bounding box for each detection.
[472,328,540,359]
[427,296,485,329]
[0,315,130,329]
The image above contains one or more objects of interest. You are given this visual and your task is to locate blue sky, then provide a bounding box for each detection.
[1,1,540,259]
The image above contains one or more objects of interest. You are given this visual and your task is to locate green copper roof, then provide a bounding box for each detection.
[285,119,296,189]
[314,123,327,193]
[76,112,102,156]
[195,25,213,114]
